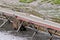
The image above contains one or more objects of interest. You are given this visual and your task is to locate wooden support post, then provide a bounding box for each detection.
[47,28,57,40]
[16,21,24,32]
